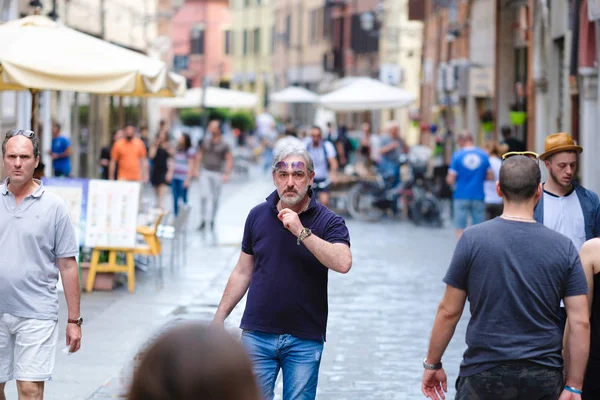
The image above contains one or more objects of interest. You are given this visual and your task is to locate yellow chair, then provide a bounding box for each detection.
[85,211,166,293]
[135,211,167,288]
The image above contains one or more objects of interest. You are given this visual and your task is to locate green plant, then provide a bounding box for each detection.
[230,111,255,132]
[179,108,203,126]
[209,108,230,122]
[78,105,89,126]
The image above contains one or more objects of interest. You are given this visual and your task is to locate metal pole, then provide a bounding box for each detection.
[201,77,209,136]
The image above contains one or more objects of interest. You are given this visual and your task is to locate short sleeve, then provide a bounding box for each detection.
[564,243,589,297]
[443,233,472,291]
[325,141,337,159]
[54,202,79,259]
[62,137,71,150]
[241,210,255,255]
[323,215,350,247]
[449,153,460,174]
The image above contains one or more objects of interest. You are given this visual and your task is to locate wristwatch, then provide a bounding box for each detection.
[68,317,83,327]
[423,359,442,370]
[297,227,312,245]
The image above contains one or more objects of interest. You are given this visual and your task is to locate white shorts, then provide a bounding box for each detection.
[0,313,58,382]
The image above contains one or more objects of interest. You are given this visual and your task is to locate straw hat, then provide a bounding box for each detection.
[539,132,583,161]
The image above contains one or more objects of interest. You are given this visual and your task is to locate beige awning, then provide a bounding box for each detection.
[0,15,186,97]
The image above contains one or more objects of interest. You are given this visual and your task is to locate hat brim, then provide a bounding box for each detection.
[539,145,583,161]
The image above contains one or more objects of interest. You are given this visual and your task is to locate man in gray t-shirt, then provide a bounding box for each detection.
[0,130,81,399]
[422,155,590,400]
[196,120,233,231]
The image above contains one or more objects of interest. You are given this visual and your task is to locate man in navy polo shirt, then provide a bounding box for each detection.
[213,146,352,400]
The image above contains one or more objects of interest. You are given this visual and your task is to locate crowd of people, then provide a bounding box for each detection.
[3,112,600,400]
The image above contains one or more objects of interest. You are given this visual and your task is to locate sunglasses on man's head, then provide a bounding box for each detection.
[502,151,539,163]
[5,129,35,139]
[273,161,306,171]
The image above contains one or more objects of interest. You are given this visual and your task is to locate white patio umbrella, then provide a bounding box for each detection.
[157,87,258,109]
[0,15,186,97]
[319,77,416,111]
[270,86,320,103]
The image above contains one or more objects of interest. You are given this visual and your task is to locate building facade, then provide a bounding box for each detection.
[379,0,423,143]
[230,0,274,114]
[170,0,232,89]
[417,0,600,191]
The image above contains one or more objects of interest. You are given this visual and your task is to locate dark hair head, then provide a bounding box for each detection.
[311,125,322,135]
[2,130,41,159]
[501,125,512,137]
[128,323,260,400]
[179,133,192,151]
[499,155,541,203]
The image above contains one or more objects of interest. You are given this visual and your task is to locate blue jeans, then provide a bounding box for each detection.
[453,199,485,229]
[241,331,324,400]
[171,178,188,216]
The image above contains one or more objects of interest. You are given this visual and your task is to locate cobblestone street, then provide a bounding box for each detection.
[4,174,467,400]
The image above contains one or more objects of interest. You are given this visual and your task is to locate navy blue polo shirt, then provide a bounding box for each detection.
[240,189,351,341]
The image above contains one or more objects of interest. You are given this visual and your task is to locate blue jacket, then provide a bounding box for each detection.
[534,181,600,240]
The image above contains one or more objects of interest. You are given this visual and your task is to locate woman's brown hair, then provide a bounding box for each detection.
[127,322,261,400]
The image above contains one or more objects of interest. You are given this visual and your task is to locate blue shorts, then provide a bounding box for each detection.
[453,199,485,229]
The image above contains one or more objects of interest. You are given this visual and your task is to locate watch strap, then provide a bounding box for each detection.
[423,359,442,370]
[297,228,312,245]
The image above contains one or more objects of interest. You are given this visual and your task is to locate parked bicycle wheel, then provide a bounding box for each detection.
[346,182,385,222]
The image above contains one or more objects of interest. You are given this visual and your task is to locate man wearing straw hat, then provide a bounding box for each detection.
[534,132,600,251]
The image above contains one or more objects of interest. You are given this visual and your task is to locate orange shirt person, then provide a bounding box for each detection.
[109,125,149,182]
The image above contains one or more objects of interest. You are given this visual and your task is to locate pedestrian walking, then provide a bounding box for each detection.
[149,130,171,209]
[49,122,72,177]
[500,125,526,153]
[212,146,352,400]
[378,121,407,187]
[0,129,82,400]
[304,126,338,207]
[128,322,261,400]
[100,130,123,180]
[110,124,149,182]
[446,131,494,238]
[483,141,507,220]
[534,132,600,251]
[533,133,600,333]
[196,120,233,231]
[168,133,195,216]
[574,238,600,399]
[422,155,590,400]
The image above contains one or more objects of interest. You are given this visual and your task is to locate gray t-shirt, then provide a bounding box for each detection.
[201,138,230,172]
[0,180,79,320]
[444,218,588,377]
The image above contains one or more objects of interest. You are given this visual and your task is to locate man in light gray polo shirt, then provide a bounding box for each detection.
[0,130,81,400]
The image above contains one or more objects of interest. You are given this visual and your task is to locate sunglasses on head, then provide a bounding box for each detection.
[273,161,306,171]
[5,129,35,139]
[502,151,539,163]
